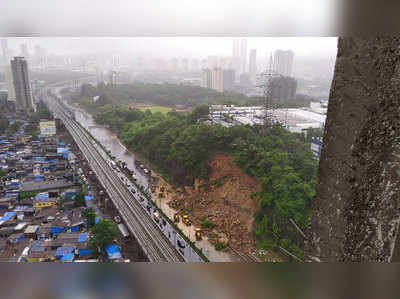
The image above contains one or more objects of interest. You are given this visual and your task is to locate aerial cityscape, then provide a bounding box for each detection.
[0,37,334,262]
[3,0,400,297]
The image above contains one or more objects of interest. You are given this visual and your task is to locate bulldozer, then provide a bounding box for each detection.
[182,215,191,226]
[195,228,202,241]
[174,213,180,223]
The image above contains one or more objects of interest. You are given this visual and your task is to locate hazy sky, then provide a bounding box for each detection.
[1,0,339,36]
[4,37,338,59]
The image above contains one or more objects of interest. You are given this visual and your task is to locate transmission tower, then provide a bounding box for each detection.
[258,53,283,128]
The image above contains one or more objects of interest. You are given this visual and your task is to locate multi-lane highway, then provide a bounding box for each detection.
[45,96,185,262]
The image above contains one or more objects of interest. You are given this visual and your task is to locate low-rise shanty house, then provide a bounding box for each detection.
[0,198,14,211]
[70,207,85,232]
[24,225,39,239]
[0,211,17,227]
[18,198,33,207]
[13,222,28,234]
[28,241,56,262]
[14,206,35,217]
[51,218,71,236]
[32,206,58,225]
[37,223,52,240]
[33,193,57,209]
[62,189,78,201]
[7,233,23,244]
[76,233,92,258]
[60,252,75,262]
[55,246,75,260]
[105,244,122,261]
[0,227,15,238]
[57,232,80,244]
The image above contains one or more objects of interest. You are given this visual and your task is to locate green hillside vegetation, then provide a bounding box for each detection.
[92,103,317,259]
[71,82,267,110]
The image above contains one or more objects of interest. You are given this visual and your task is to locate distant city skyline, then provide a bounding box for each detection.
[1,37,337,59]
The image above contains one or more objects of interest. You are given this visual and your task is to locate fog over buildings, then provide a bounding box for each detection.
[0,37,338,98]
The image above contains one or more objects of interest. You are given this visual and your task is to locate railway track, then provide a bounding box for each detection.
[47,98,184,262]
[228,246,261,262]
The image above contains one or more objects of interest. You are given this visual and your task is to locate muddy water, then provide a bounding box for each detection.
[70,105,150,190]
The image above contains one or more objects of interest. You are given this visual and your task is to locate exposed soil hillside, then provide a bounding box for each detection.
[168,153,261,252]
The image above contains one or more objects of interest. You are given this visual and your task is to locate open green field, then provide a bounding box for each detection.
[138,106,175,114]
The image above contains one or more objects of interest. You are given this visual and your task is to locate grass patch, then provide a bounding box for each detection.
[139,106,173,114]
[182,203,193,215]
[201,217,217,230]
[215,242,228,251]
[18,191,38,200]
[208,232,217,240]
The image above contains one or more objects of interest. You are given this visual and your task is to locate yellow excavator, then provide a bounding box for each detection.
[182,215,191,226]
[195,228,202,241]
[174,213,180,223]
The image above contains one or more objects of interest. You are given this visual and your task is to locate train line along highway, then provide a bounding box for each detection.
[44,96,185,262]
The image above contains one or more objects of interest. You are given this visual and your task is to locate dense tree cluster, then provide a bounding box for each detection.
[94,104,316,258]
[71,83,317,258]
[72,82,305,109]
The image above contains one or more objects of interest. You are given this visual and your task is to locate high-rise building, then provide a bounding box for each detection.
[11,57,35,113]
[223,69,235,91]
[240,38,247,74]
[269,76,297,102]
[211,68,223,92]
[273,50,294,76]
[239,73,251,87]
[201,68,213,89]
[202,68,223,92]
[249,49,257,82]
[1,39,16,101]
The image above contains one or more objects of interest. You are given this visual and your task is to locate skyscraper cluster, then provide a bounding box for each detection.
[273,49,294,77]
[202,38,258,92]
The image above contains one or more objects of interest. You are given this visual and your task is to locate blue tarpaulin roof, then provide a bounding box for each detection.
[51,226,66,235]
[61,253,75,262]
[105,244,121,260]
[5,192,18,198]
[78,248,92,256]
[55,246,75,258]
[0,140,8,144]
[0,212,16,222]
[35,193,49,200]
[84,195,94,200]
[57,148,69,154]
[34,176,45,181]
[77,233,89,243]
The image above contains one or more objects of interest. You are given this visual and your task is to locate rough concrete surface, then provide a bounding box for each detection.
[306,37,400,262]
